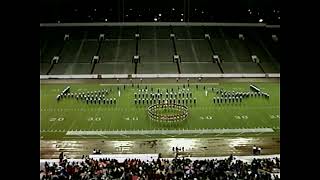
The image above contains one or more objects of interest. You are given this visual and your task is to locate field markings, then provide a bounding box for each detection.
[259,110,278,128]
[86,119,94,130]
[67,115,78,132]
[99,134,109,139]
[65,128,274,136]
[193,106,279,110]
[40,129,67,133]
[105,114,109,131]
[259,115,272,128]
[42,105,279,113]
[48,119,59,131]
[108,117,113,130]
[130,117,133,130]
[100,83,226,86]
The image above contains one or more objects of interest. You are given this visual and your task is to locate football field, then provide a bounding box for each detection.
[40,81,280,140]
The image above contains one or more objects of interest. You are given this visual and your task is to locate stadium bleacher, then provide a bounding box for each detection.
[40,25,280,75]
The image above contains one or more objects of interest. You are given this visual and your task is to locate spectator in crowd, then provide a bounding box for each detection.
[41,154,280,180]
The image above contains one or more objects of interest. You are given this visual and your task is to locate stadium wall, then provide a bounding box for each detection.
[40,73,280,79]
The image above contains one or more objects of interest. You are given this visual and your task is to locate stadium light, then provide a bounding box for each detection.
[154,18,158,22]
[180,18,184,22]
[181,13,184,16]
[159,13,162,17]
[259,19,263,22]
[172,8,175,11]
[105,18,108,22]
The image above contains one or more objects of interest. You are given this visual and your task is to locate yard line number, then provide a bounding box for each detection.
[88,117,102,121]
[125,117,139,121]
[200,116,213,120]
[49,117,64,122]
[234,115,248,120]
[269,114,280,119]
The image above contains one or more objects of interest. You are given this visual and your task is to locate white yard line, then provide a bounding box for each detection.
[108,118,113,130]
[65,128,274,136]
[192,106,280,110]
[130,117,133,130]
[48,121,58,130]
[89,122,95,130]
[67,116,78,131]
[42,105,279,115]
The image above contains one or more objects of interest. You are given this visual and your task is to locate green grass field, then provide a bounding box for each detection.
[40,82,280,139]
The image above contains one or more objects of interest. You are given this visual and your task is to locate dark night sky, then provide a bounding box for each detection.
[40,0,280,23]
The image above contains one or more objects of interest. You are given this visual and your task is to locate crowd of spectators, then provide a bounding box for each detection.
[40,154,280,180]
